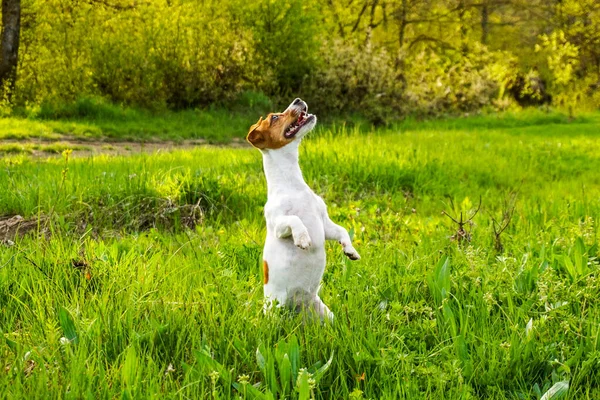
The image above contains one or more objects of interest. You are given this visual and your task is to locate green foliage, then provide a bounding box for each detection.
[4,0,599,123]
[303,39,518,122]
[303,39,404,124]
[37,96,136,120]
[400,44,515,116]
[536,29,598,114]
[238,0,322,95]
[17,0,260,109]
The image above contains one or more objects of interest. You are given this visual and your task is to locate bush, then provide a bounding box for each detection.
[303,39,404,124]
[237,0,322,96]
[303,40,518,124]
[16,0,260,110]
[401,45,517,117]
[36,97,136,120]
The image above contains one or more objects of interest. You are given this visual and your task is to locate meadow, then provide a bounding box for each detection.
[1,111,600,399]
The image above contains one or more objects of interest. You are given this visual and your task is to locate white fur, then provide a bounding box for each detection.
[259,100,360,321]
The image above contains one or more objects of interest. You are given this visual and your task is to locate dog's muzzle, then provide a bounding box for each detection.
[284,98,315,138]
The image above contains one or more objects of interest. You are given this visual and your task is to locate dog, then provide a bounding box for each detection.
[246,98,361,320]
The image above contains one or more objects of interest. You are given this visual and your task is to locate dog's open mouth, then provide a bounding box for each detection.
[284,109,314,139]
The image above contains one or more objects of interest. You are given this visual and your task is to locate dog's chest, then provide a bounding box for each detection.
[265,193,326,244]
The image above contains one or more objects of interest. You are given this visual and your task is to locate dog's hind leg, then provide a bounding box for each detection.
[262,286,289,316]
[312,295,334,321]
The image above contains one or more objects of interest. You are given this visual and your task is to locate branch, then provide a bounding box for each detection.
[408,35,456,51]
[352,2,369,33]
[465,196,482,223]
[442,210,461,225]
[327,0,346,38]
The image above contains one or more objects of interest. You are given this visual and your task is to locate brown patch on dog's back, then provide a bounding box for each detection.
[263,260,269,285]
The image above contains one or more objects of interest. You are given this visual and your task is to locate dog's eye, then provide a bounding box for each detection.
[271,115,279,123]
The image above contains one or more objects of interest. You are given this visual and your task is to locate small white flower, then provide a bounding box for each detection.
[59,337,73,345]
[164,363,175,376]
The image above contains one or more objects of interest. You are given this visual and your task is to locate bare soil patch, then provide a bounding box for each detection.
[0,215,47,244]
[0,137,249,158]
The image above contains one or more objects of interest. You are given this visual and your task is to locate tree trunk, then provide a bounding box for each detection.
[481,0,489,45]
[398,0,407,48]
[458,0,469,54]
[0,0,22,100]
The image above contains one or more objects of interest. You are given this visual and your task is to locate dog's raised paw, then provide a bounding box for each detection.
[344,247,361,260]
[295,231,312,250]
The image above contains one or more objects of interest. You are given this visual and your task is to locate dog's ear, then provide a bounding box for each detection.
[247,117,266,149]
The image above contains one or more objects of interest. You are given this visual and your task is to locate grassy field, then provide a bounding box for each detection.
[1,97,589,146]
[0,96,282,144]
[1,111,600,398]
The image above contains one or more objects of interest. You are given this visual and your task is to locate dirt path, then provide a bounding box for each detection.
[0,137,250,158]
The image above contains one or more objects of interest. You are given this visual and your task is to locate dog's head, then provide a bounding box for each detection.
[246,98,317,150]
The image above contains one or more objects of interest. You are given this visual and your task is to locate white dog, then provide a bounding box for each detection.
[246,98,361,320]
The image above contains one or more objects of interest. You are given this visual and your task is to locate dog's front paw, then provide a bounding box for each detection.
[294,231,312,250]
[343,246,361,260]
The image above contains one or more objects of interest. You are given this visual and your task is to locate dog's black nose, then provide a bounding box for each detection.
[292,98,302,105]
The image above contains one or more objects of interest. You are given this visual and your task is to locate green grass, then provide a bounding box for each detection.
[1,114,600,398]
[3,97,598,145]
[2,96,276,143]
[0,108,258,143]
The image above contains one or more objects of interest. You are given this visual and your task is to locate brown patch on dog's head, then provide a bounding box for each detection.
[263,260,269,285]
[246,98,315,150]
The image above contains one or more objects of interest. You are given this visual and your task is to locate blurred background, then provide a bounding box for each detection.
[0,0,598,124]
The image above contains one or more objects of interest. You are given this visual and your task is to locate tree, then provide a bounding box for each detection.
[0,0,22,100]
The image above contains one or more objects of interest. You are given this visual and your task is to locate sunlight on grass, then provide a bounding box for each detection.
[0,118,102,140]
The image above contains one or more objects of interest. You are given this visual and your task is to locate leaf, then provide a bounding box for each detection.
[525,318,534,340]
[427,256,451,306]
[256,344,278,397]
[5,336,18,354]
[442,300,457,335]
[573,237,585,275]
[564,341,584,368]
[194,347,232,385]
[540,380,569,400]
[278,353,292,395]
[561,255,576,281]
[266,351,279,397]
[539,260,549,274]
[287,335,300,382]
[122,346,138,388]
[312,351,334,383]
[256,345,266,372]
[533,383,542,398]
[58,307,78,344]
[232,382,268,400]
